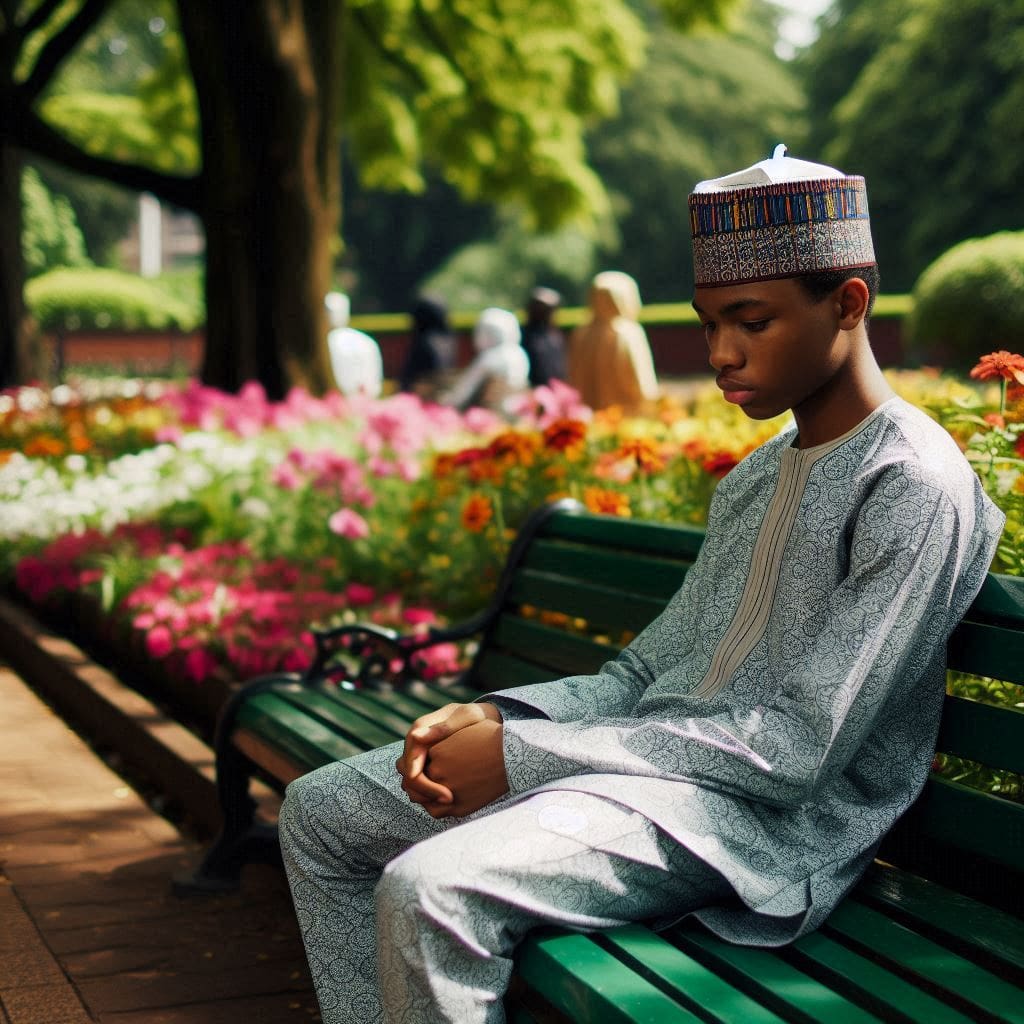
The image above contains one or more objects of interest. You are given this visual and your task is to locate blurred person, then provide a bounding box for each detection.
[325,292,383,398]
[398,294,458,399]
[567,270,659,413]
[520,286,566,387]
[442,307,530,414]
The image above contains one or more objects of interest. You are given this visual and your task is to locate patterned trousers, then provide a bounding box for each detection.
[279,741,731,1024]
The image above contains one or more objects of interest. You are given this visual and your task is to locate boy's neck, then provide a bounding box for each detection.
[792,334,895,449]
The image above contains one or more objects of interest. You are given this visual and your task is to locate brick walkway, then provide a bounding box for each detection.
[0,664,320,1024]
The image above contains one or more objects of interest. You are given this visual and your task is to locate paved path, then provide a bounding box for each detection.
[0,663,320,1024]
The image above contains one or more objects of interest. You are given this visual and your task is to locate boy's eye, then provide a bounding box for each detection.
[743,319,771,333]
[701,321,716,336]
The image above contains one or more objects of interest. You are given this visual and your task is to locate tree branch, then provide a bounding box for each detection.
[9,99,201,210]
[19,0,67,38]
[22,0,111,100]
[411,0,473,86]
[351,6,429,91]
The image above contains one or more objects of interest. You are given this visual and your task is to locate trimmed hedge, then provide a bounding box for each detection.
[905,231,1024,371]
[26,267,201,333]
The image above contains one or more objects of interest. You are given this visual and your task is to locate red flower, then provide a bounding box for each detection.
[702,452,739,478]
[969,351,1024,384]
[1015,434,1024,458]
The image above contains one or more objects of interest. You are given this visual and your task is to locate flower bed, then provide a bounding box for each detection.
[1,364,1022,765]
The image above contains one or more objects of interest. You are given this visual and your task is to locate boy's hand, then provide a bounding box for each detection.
[421,719,508,818]
[396,702,501,808]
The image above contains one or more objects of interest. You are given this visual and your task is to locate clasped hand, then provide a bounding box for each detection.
[395,702,508,818]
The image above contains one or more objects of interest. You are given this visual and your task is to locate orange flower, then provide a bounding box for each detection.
[583,486,631,517]
[487,430,539,466]
[469,459,504,484]
[23,433,65,458]
[542,418,587,451]
[461,493,494,533]
[983,413,1006,429]
[970,351,1024,385]
[616,438,665,474]
[433,453,457,479]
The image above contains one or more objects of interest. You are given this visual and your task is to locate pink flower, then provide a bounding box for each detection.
[145,625,175,659]
[155,425,183,443]
[328,508,370,540]
[184,647,219,682]
[346,582,377,605]
[402,607,437,626]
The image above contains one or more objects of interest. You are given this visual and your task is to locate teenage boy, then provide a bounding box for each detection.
[279,147,1005,1024]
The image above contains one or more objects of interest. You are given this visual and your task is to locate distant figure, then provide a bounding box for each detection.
[398,295,458,400]
[442,307,530,414]
[567,270,659,413]
[520,286,566,387]
[324,292,383,398]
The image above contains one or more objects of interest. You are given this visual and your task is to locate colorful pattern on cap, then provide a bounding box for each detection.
[689,178,875,287]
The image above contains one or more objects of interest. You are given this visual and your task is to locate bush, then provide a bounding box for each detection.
[21,167,91,278]
[25,267,200,333]
[905,232,1024,371]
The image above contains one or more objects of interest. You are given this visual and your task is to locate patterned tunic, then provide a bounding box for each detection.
[486,396,1004,945]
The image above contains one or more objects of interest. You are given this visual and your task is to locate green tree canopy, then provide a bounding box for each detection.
[797,0,1024,292]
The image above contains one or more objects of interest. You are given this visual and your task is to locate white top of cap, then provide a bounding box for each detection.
[692,144,846,194]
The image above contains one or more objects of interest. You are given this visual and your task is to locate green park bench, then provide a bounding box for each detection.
[183,499,1024,1023]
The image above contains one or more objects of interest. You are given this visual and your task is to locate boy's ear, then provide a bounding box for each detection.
[835,277,870,329]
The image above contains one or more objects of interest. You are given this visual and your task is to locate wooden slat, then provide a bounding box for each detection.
[856,865,1024,982]
[541,511,706,561]
[278,688,398,749]
[668,927,881,1023]
[522,539,689,600]
[493,616,618,678]
[234,692,363,771]
[967,573,1024,626]
[310,683,423,737]
[947,621,1024,685]
[824,900,1024,1022]
[897,775,1024,873]
[473,649,562,692]
[233,727,307,787]
[597,926,788,1024]
[517,932,705,1024]
[785,929,974,1024]
[507,570,666,632]
[936,694,1024,773]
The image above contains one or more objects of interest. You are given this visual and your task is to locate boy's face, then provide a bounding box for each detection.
[692,278,850,423]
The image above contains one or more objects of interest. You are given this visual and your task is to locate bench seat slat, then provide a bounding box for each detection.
[667,927,881,1023]
[855,865,1024,980]
[508,570,666,632]
[947,622,1024,685]
[235,693,363,770]
[517,932,705,1024]
[492,616,617,678]
[277,688,400,749]
[404,677,482,706]
[598,925,788,1024]
[823,900,1024,1022]
[523,539,689,599]
[937,694,1024,774]
[786,929,974,1024]
[309,683,426,739]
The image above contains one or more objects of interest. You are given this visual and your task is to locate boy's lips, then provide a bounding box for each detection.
[717,377,756,405]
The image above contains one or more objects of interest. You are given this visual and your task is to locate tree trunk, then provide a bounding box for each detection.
[177,0,343,398]
[0,142,30,387]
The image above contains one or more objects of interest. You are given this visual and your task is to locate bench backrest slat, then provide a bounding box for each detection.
[946,622,1024,685]
[937,695,1024,775]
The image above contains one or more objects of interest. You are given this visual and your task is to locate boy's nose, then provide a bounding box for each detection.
[707,332,744,373]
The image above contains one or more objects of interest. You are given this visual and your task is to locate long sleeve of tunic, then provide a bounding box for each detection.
[484,397,1004,943]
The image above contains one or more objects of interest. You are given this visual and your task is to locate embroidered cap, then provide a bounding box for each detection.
[689,144,876,287]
